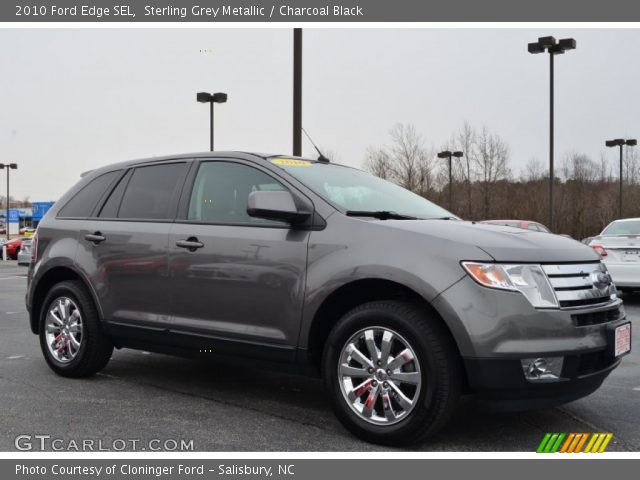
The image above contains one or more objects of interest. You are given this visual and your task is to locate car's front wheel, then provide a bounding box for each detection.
[39,280,113,377]
[322,300,461,446]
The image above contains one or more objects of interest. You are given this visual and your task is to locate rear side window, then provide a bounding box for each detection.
[58,171,121,218]
[117,163,185,220]
[98,169,133,218]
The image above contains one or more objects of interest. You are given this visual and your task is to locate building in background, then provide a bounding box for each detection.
[0,201,55,237]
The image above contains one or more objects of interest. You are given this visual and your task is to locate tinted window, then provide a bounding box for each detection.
[118,163,185,220]
[527,224,540,231]
[187,162,286,225]
[98,169,133,218]
[58,171,120,218]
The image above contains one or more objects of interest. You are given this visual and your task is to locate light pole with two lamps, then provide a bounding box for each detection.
[0,163,17,243]
[437,150,463,212]
[605,138,637,218]
[528,35,576,231]
[196,92,228,151]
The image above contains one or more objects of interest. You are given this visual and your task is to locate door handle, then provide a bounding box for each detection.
[84,232,106,244]
[176,237,204,252]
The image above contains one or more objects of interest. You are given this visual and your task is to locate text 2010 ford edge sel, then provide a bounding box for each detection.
[26,152,632,445]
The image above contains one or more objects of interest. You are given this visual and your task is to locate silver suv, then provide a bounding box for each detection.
[26,152,631,445]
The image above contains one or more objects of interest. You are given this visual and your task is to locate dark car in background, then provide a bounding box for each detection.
[25,152,630,445]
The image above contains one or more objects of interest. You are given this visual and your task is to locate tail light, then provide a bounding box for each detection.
[30,233,38,263]
[592,245,608,257]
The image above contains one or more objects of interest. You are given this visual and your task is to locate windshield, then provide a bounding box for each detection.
[602,220,640,236]
[271,158,454,219]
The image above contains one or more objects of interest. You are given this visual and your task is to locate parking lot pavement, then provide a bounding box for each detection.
[0,261,637,452]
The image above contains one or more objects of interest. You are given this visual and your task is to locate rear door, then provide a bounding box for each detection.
[167,159,311,360]
[77,162,189,336]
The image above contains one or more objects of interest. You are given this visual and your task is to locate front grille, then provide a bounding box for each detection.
[571,307,621,326]
[561,350,617,377]
[542,263,613,309]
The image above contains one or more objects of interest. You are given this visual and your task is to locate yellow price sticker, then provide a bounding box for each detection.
[271,158,312,167]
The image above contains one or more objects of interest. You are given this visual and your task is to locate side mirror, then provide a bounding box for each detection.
[247,190,311,224]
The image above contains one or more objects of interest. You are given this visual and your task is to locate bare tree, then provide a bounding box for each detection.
[364,123,437,196]
[452,122,477,217]
[364,147,393,180]
[475,126,510,218]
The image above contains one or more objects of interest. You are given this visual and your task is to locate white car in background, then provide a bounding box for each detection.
[589,218,640,292]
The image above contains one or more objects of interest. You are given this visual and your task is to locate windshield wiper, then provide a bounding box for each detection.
[345,210,418,220]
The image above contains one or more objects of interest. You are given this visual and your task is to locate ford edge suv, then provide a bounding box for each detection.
[26,152,631,445]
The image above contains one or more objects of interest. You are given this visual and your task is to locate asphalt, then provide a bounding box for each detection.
[0,261,638,452]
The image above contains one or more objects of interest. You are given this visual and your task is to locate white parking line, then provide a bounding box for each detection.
[7,355,24,360]
[633,387,640,391]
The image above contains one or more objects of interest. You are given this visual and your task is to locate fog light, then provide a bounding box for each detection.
[521,357,564,382]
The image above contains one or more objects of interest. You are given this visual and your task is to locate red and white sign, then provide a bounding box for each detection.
[615,323,632,357]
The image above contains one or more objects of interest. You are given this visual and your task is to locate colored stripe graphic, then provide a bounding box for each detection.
[537,433,552,453]
[537,433,613,453]
[537,433,565,453]
[574,433,589,453]
[559,433,575,453]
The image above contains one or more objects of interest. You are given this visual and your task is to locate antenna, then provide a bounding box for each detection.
[302,127,330,163]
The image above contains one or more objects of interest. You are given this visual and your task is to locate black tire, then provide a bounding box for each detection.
[322,300,462,446]
[39,280,113,377]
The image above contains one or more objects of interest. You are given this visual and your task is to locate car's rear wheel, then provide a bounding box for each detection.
[39,280,113,377]
[322,300,461,446]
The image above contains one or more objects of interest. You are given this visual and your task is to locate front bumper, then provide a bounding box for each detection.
[432,276,629,409]
[463,354,620,411]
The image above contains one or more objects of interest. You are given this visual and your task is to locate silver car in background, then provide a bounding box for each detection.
[589,218,640,292]
[17,238,33,266]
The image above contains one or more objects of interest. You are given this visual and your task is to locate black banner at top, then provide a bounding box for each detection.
[3,0,640,22]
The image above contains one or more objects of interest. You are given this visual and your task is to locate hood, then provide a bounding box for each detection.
[377,220,600,263]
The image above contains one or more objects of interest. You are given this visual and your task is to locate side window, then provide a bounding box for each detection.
[58,171,121,218]
[98,169,133,218]
[187,162,287,226]
[118,163,185,220]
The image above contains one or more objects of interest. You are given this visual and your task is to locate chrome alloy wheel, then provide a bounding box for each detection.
[44,297,83,364]
[338,327,421,425]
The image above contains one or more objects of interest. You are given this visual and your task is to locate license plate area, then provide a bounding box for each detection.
[612,323,631,357]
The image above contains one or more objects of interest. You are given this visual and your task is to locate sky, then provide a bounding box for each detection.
[1,28,639,201]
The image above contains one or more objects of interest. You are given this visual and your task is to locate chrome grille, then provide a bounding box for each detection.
[541,263,614,309]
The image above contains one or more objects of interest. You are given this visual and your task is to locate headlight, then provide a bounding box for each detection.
[462,262,558,308]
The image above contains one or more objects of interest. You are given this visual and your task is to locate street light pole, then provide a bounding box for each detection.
[528,36,576,232]
[0,163,18,239]
[437,151,464,212]
[196,92,228,151]
[293,28,302,157]
[549,51,554,231]
[210,101,214,152]
[606,138,637,218]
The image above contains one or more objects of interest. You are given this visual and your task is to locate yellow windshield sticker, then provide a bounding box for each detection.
[271,158,312,167]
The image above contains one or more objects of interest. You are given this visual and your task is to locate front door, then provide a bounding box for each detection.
[167,160,310,360]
